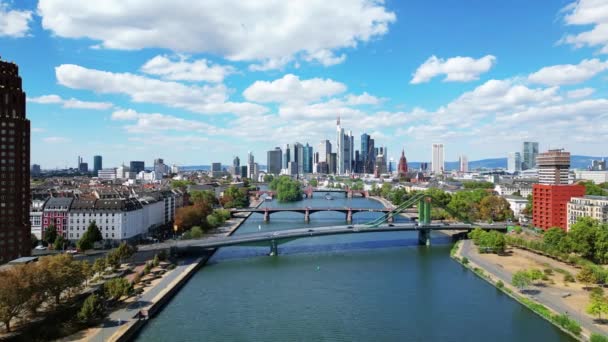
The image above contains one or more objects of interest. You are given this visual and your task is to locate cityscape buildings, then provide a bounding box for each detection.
[431,143,444,174]
[567,196,608,230]
[211,162,222,178]
[537,149,570,185]
[130,161,145,174]
[458,155,468,173]
[398,150,408,176]
[0,58,30,262]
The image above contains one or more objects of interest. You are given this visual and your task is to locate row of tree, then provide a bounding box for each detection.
[0,254,90,332]
[469,228,506,254]
[540,217,608,264]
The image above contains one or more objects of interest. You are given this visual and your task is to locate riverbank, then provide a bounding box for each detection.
[454,239,608,341]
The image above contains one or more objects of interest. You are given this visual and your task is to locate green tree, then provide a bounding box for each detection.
[577,265,599,288]
[86,221,103,243]
[309,179,318,187]
[92,258,106,276]
[78,294,104,323]
[45,224,57,246]
[190,190,218,209]
[528,269,544,284]
[569,217,600,260]
[512,270,532,291]
[104,277,132,301]
[77,232,94,252]
[270,176,303,202]
[38,254,87,305]
[30,234,39,249]
[591,333,608,342]
[115,243,136,264]
[171,179,193,189]
[580,181,608,196]
[594,225,608,264]
[175,205,207,231]
[53,235,66,251]
[0,266,31,332]
[263,174,274,183]
[587,296,608,321]
[190,226,204,238]
[543,227,567,250]
[479,195,513,222]
[221,185,249,208]
[462,181,494,189]
[425,188,452,207]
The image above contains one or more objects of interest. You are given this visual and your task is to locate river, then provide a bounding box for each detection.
[136,192,573,341]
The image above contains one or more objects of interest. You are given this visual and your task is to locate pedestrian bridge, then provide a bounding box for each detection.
[187,222,507,256]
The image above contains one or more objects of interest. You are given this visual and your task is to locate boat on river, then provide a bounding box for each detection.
[325,193,333,200]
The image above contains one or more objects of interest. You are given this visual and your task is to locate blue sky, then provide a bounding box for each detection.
[1,0,607,168]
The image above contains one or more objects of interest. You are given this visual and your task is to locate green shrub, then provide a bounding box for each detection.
[543,268,553,275]
[591,333,608,342]
[552,313,581,336]
[496,280,504,289]
[462,257,469,265]
[564,274,575,283]
[78,294,104,323]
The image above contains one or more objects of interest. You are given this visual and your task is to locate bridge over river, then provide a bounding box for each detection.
[183,222,507,256]
[230,207,396,223]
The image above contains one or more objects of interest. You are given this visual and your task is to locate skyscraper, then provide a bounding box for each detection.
[507,152,522,173]
[247,151,256,179]
[537,149,571,185]
[267,147,282,175]
[283,144,291,169]
[93,155,102,176]
[459,155,468,173]
[336,116,345,174]
[0,59,30,262]
[303,143,313,174]
[318,140,331,163]
[361,133,369,171]
[293,142,304,176]
[522,141,539,170]
[233,156,240,175]
[431,143,445,174]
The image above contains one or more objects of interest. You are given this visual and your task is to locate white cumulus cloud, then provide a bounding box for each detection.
[140,55,235,83]
[38,0,395,70]
[410,55,496,84]
[55,64,267,116]
[567,87,595,99]
[528,59,608,86]
[561,0,608,54]
[243,74,347,104]
[0,1,32,37]
[28,94,113,110]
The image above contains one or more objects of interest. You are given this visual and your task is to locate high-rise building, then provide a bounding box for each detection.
[211,162,222,178]
[93,155,103,176]
[367,138,375,174]
[591,159,606,171]
[233,156,240,175]
[459,155,468,173]
[240,165,248,178]
[283,144,291,169]
[292,142,304,176]
[0,59,30,262]
[507,152,522,173]
[79,161,88,173]
[398,149,408,176]
[130,161,145,174]
[267,147,282,175]
[347,130,354,173]
[303,143,313,174]
[247,152,256,179]
[317,140,331,163]
[336,116,345,174]
[361,133,369,172]
[31,164,41,176]
[522,141,539,170]
[537,149,570,185]
[431,143,444,174]
[328,153,337,174]
[154,158,169,178]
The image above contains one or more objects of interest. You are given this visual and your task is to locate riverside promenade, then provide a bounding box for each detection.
[79,198,263,341]
[457,240,608,340]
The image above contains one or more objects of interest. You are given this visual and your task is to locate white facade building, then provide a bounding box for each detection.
[574,170,608,184]
[508,152,522,173]
[567,196,608,230]
[336,117,345,174]
[504,195,529,220]
[98,168,117,180]
[431,143,445,174]
[459,155,468,173]
[30,199,46,239]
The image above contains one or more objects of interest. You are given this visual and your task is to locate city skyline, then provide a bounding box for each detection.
[1,1,607,168]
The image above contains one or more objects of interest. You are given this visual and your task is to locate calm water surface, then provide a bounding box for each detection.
[136,193,573,341]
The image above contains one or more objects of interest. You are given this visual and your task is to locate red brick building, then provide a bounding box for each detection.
[42,197,74,239]
[398,149,408,176]
[532,184,585,230]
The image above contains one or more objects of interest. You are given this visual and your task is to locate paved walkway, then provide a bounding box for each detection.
[84,258,201,342]
[461,240,608,337]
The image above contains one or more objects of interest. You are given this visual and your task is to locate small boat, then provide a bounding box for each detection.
[265,195,273,201]
[325,194,333,200]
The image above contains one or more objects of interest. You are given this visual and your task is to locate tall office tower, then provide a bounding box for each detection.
[293,142,304,176]
[93,155,103,176]
[233,156,240,175]
[267,147,282,175]
[247,151,256,179]
[355,150,361,173]
[130,161,145,174]
[31,164,41,176]
[536,149,571,185]
[303,143,313,173]
[431,143,445,174]
[507,152,522,173]
[154,158,169,177]
[328,153,337,174]
[211,162,222,178]
[459,155,469,173]
[336,116,345,174]
[591,159,606,171]
[343,133,352,173]
[522,141,539,170]
[0,59,30,262]
[318,140,331,163]
[367,138,375,174]
[348,130,354,172]
[361,133,369,172]
[283,144,291,169]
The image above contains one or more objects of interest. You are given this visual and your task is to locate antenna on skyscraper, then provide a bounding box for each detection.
[336,114,340,126]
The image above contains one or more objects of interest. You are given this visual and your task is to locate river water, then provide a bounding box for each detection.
[136,192,573,341]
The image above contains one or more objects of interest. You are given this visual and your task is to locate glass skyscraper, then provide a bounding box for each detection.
[522,141,539,170]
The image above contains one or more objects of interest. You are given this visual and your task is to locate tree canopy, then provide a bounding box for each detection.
[221,186,249,208]
[269,176,303,202]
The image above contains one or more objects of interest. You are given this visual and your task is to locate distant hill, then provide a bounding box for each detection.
[408,155,607,171]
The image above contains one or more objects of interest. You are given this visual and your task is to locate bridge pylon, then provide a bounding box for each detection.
[269,239,278,256]
[263,208,270,223]
[417,197,432,246]
[304,208,310,223]
[346,208,353,224]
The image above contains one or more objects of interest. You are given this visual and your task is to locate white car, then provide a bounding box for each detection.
[34,245,47,250]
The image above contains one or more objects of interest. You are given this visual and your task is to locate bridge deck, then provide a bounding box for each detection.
[188,223,507,249]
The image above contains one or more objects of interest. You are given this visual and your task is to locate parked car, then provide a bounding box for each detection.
[34,245,47,250]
